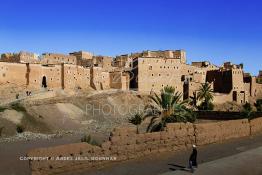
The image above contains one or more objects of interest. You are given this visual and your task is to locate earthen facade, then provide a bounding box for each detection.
[0,50,261,104]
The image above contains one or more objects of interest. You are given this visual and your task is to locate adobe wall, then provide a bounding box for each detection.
[29,64,63,89]
[28,118,262,175]
[109,72,129,90]
[253,83,262,99]
[0,62,64,89]
[137,57,183,93]
[195,119,250,145]
[212,92,233,104]
[0,62,118,91]
[41,53,77,65]
[0,62,28,86]
[250,117,262,134]
[63,65,91,90]
[28,123,195,175]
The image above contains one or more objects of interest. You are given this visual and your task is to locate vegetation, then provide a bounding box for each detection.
[128,112,143,134]
[189,92,197,107]
[197,83,214,111]
[0,106,7,112]
[16,124,25,133]
[81,134,100,146]
[0,127,4,137]
[255,99,262,112]
[144,86,196,132]
[242,102,254,120]
[11,103,27,112]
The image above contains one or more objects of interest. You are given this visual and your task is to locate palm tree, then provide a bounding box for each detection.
[144,86,194,132]
[197,83,214,110]
[128,112,143,134]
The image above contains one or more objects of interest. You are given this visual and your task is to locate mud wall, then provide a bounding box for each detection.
[195,119,250,145]
[28,118,262,175]
[250,117,262,134]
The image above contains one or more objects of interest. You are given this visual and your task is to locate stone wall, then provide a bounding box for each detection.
[28,118,262,175]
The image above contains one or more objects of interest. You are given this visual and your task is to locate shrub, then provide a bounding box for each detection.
[198,101,214,111]
[242,102,254,120]
[11,103,26,112]
[0,127,4,137]
[0,106,7,112]
[81,134,100,146]
[16,125,25,133]
[128,113,143,134]
[255,99,262,112]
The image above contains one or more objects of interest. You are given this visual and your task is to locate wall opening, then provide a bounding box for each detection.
[233,91,237,101]
[42,76,47,88]
[183,81,189,100]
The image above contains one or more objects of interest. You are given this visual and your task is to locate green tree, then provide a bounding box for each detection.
[128,112,143,134]
[197,83,214,110]
[144,86,195,132]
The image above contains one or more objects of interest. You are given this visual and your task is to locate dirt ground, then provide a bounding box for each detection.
[0,87,148,139]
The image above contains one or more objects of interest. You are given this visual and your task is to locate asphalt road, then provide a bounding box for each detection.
[161,146,262,175]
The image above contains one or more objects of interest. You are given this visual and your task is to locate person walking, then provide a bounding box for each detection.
[189,144,198,173]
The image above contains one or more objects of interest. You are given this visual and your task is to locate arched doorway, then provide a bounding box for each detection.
[42,76,47,88]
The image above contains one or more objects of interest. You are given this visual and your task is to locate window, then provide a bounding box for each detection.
[152,74,154,76]
[149,66,152,70]
[159,74,161,76]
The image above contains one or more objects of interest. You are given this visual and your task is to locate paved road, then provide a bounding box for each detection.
[73,134,262,175]
[161,146,262,175]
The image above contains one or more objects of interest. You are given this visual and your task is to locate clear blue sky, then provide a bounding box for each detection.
[0,0,261,75]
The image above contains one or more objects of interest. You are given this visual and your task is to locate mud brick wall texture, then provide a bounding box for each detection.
[195,119,250,145]
[250,117,262,134]
[28,118,262,175]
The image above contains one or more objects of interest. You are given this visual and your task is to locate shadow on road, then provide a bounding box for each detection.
[168,164,191,172]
